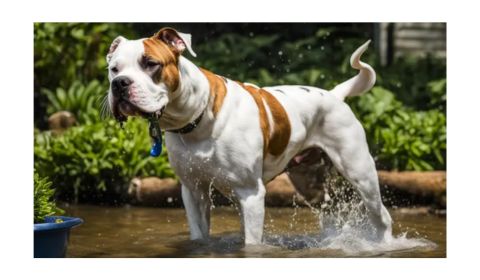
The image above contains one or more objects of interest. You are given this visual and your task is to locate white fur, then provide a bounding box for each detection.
[107,39,169,115]
[107,35,392,245]
[331,40,376,100]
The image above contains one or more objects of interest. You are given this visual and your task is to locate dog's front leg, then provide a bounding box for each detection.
[181,184,211,241]
[235,181,266,245]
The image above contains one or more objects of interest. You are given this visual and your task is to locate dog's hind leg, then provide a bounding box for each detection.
[234,180,266,245]
[317,103,392,241]
[181,183,211,241]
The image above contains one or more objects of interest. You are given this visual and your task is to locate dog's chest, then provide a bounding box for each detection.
[166,138,214,178]
[164,133,255,189]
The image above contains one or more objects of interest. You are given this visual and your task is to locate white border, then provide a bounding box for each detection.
[1,0,479,279]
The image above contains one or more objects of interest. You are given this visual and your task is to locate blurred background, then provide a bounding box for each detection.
[34,23,446,205]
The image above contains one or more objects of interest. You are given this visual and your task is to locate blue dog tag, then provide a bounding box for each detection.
[150,138,162,157]
[148,117,163,157]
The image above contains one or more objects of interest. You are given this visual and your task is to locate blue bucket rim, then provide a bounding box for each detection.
[34,216,83,232]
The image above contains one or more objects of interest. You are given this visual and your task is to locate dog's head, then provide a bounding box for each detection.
[106,27,196,122]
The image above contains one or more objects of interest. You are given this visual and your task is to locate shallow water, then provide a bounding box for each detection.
[64,204,445,257]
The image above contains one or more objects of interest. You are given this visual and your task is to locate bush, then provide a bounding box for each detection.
[34,23,134,128]
[34,23,134,90]
[350,87,446,171]
[34,119,175,203]
[376,56,446,111]
[427,78,447,112]
[192,31,366,89]
[42,80,106,124]
[34,171,64,223]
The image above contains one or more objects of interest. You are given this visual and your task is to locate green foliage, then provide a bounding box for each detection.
[34,23,134,90]
[34,171,64,223]
[192,31,366,89]
[42,80,106,124]
[350,87,446,171]
[376,56,446,110]
[34,23,134,128]
[427,78,447,112]
[34,119,175,203]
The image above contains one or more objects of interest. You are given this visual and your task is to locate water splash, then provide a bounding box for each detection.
[266,178,437,256]
[265,229,436,257]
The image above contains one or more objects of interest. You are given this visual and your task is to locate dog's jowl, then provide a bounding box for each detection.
[106,27,392,245]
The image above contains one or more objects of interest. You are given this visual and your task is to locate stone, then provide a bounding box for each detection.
[48,111,76,135]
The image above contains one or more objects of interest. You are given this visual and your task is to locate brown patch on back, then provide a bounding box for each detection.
[239,83,271,157]
[199,68,227,117]
[237,82,291,157]
[259,89,291,156]
[143,37,180,92]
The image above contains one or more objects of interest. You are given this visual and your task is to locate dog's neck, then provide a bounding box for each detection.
[158,56,213,137]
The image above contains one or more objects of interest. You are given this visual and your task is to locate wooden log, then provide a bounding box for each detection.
[128,174,305,207]
[377,171,446,197]
[128,177,182,207]
[265,173,304,207]
[127,170,446,208]
[127,177,231,207]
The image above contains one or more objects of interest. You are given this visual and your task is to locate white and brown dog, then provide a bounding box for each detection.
[106,27,392,245]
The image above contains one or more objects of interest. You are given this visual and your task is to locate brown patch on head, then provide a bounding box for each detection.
[143,37,180,92]
[199,68,227,117]
[238,82,291,158]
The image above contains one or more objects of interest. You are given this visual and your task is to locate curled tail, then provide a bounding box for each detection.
[330,40,376,101]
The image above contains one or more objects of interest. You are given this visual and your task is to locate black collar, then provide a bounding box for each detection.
[166,111,205,134]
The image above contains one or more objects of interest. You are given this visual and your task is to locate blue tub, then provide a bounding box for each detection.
[34,216,83,258]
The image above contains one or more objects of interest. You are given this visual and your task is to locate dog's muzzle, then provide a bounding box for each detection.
[110,76,165,122]
[111,76,132,100]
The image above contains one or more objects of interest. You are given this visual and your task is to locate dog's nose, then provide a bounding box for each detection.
[111,76,133,98]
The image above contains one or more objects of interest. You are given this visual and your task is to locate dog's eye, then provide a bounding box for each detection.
[146,60,160,68]
[110,66,119,73]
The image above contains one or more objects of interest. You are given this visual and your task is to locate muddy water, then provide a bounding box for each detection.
[64,205,445,257]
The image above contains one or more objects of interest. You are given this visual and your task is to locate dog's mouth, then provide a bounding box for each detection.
[112,99,164,122]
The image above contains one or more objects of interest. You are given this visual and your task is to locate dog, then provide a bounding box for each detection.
[106,27,392,245]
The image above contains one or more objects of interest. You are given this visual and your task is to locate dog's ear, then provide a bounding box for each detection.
[155,27,197,58]
[106,36,126,63]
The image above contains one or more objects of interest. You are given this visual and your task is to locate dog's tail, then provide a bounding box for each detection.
[330,40,376,101]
